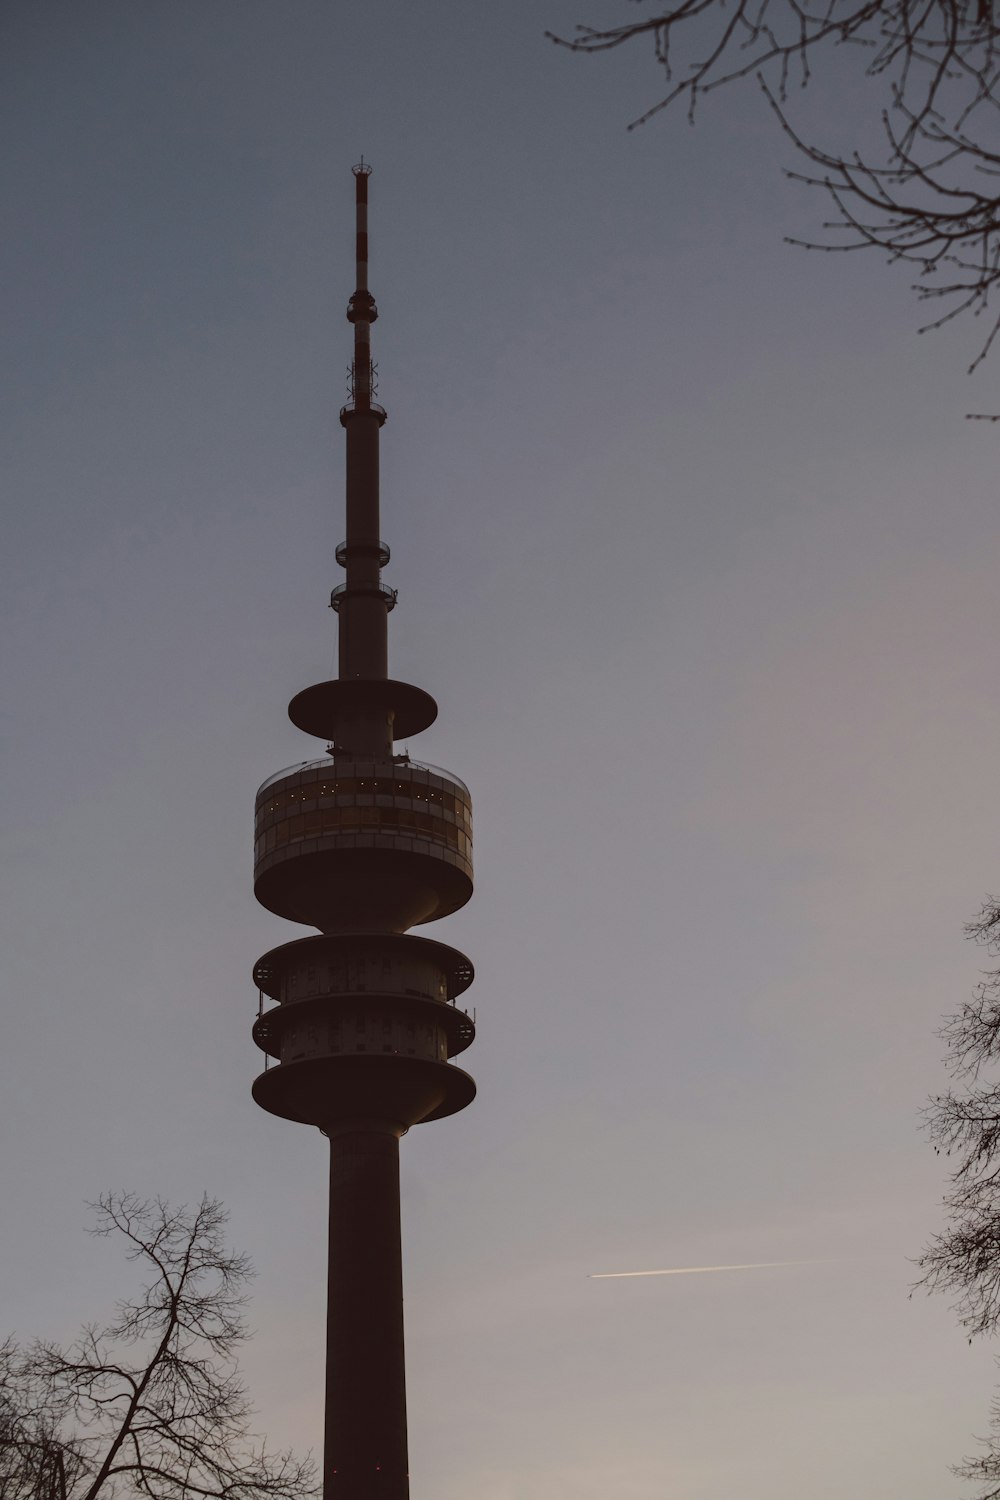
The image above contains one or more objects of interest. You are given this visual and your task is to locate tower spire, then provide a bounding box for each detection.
[347,159,376,411]
[284,163,436,758]
[338,160,389,732]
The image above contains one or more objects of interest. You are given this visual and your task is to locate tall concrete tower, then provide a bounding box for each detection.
[251,162,475,1499]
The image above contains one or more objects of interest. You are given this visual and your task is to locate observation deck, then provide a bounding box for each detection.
[254,757,473,932]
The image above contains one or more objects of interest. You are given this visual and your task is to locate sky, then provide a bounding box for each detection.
[3,2,1000,1497]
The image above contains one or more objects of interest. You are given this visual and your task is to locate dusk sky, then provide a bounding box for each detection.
[4,3,1000,1496]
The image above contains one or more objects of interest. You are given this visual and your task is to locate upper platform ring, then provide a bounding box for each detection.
[288,678,437,743]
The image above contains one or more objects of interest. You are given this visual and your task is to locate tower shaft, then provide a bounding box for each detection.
[340,412,387,688]
[325,1123,408,1499]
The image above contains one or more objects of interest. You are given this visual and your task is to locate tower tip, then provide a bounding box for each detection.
[353,156,373,177]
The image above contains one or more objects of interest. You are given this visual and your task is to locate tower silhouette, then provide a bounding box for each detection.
[251,163,475,1499]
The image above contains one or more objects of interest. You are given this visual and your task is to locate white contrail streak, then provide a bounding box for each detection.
[590,1258,837,1280]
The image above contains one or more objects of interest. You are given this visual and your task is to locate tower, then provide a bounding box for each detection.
[251,163,475,1499]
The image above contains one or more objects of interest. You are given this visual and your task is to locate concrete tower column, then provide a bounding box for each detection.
[324,1121,408,1500]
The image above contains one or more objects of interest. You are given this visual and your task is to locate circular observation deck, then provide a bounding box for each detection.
[254,757,473,932]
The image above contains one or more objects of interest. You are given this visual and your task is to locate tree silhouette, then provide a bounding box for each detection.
[0,1195,315,1500]
[922,901,1000,1495]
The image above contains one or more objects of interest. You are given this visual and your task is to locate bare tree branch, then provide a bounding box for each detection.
[551,0,1000,366]
[549,0,999,127]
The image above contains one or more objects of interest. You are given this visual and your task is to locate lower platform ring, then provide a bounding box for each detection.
[252,1053,476,1130]
[252,991,475,1061]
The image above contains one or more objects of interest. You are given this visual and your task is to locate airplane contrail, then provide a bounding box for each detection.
[589,1258,838,1279]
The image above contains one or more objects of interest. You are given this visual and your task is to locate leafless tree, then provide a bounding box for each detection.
[921,899,1000,1495]
[0,1195,315,1500]
[549,1,1000,375]
[0,1345,78,1500]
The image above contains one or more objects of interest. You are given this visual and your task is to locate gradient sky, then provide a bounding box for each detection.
[4,4,1000,1497]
